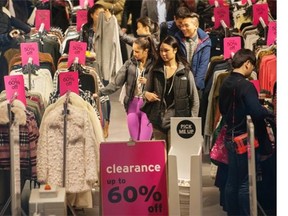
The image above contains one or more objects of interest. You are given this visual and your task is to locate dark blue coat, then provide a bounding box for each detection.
[175,28,211,90]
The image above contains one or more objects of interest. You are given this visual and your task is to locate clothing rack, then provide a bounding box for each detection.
[62,92,70,187]
[220,20,229,38]
[0,93,25,216]
[61,91,77,215]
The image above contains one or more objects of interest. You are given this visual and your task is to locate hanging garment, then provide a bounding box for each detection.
[94,13,123,82]
[0,99,39,178]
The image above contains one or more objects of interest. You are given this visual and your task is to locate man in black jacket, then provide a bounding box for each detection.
[219,48,275,215]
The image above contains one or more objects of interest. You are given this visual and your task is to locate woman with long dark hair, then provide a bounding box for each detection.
[142,35,199,150]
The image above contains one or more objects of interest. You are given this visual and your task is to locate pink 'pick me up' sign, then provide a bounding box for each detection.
[67,41,87,67]
[214,6,230,29]
[77,10,88,31]
[59,72,79,96]
[223,36,241,59]
[4,75,27,106]
[253,3,269,26]
[20,42,40,66]
[35,9,51,31]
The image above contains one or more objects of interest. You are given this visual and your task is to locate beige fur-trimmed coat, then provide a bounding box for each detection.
[37,93,103,193]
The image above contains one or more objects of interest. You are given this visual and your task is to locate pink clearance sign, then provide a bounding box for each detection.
[67,41,87,67]
[100,141,168,215]
[223,36,241,59]
[76,10,88,31]
[59,72,79,96]
[4,75,27,106]
[20,42,40,66]
[214,6,230,29]
[35,9,50,31]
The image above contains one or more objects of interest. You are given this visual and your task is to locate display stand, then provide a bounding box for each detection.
[0,94,24,216]
[168,117,203,216]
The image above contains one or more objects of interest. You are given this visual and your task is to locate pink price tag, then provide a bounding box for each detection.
[59,72,79,96]
[67,41,87,67]
[80,0,94,8]
[267,21,276,46]
[100,141,168,215]
[253,3,268,26]
[76,10,88,31]
[223,37,241,59]
[209,0,224,6]
[35,9,51,31]
[214,6,230,29]
[41,0,49,2]
[4,75,27,106]
[20,42,40,66]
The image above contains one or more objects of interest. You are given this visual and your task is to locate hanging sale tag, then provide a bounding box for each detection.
[20,42,40,66]
[267,21,276,46]
[4,75,27,106]
[76,10,88,32]
[100,141,168,215]
[252,3,268,26]
[35,9,50,31]
[214,6,230,29]
[59,72,79,96]
[223,36,241,59]
[67,41,87,67]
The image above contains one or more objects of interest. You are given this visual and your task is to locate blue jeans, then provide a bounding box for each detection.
[225,141,250,215]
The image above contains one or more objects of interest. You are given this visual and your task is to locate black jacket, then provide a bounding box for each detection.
[142,63,199,128]
[219,72,274,153]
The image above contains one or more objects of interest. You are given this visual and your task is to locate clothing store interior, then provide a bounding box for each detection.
[0,0,278,215]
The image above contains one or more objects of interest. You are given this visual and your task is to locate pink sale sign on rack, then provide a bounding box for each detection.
[20,42,40,66]
[214,6,230,29]
[76,10,88,31]
[4,75,26,106]
[223,36,241,59]
[100,141,168,215]
[267,21,276,46]
[67,41,87,67]
[35,9,50,31]
[59,72,79,96]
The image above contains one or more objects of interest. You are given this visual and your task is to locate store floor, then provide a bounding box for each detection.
[94,91,227,216]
